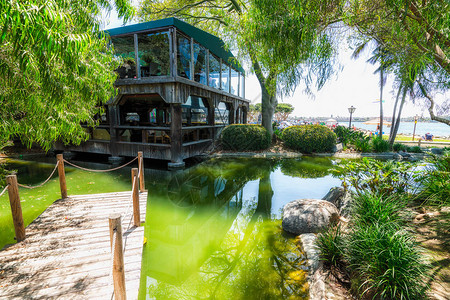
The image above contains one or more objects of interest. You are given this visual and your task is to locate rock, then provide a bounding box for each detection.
[431,148,443,155]
[282,199,340,235]
[335,143,343,152]
[322,187,353,218]
[398,150,411,158]
[393,153,403,161]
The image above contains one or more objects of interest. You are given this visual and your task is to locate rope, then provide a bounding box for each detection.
[0,184,9,197]
[63,156,138,173]
[17,161,60,190]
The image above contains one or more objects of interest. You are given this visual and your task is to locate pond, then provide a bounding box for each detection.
[0,156,342,299]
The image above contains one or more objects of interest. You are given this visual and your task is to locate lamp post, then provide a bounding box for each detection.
[348,106,356,128]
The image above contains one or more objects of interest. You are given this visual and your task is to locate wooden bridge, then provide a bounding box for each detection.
[0,153,147,299]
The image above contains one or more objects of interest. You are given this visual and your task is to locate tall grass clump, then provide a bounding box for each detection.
[316,225,345,269]
[415,153,450,206]
[371,136,390,152]
[347,223,429,299]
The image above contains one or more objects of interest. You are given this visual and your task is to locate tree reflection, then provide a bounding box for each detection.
[280,157,336,178]
[143,158,308,299]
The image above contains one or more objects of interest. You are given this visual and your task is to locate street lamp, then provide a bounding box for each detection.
[348,105,356,128]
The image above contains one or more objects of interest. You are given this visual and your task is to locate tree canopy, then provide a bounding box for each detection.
[0,0,134,150]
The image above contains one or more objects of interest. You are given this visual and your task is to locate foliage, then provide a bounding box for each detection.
[408,146,422,153]
[333,158,414,196]
[221,124,271,151]
[346,223,429,299]
[370,136,390,153]
[316,224,346,269]
[333,126,371,152]
[281,125,336,154]
[274,103,294,122]
[414,153,450,206]
[392,142,408,152]
[0,0,134,151]
[280,157,335,179]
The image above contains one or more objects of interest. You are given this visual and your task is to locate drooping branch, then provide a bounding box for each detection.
[418,82,450,126]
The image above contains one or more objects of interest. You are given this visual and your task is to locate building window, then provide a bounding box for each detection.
[138,31,170,77]
[193,42,207,85]
[221,63,230,92]
[230,68,239,96]
[215,102,230,125]
[112,35,136,79]
[209,54,221,89]
[177,33,191,79]
[182,96,209,125]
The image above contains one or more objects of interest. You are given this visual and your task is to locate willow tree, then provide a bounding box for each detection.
[0,0,134,151]
[138,0,342,135]
[347,0,450,125]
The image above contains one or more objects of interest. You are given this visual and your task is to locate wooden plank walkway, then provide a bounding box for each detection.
[0,191,147,299]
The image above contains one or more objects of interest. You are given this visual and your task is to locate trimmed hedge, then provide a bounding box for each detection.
[282,125,336,153]
[221,124,271,151]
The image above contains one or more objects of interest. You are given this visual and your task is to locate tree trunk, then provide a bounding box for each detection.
[260,83,277,136]
[389,86,402,143]
[418,82,450,126]
[379,68,384,138]
[389,87,407,145]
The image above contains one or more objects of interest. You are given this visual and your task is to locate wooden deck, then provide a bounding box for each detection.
[0,191,147,299]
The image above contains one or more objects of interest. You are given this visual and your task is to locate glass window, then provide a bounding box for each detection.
[230,68,239,96]
[193,42,207,85]
[240,73,245,98]
[215,102,230,125]
[182,96,209,125]
[112,35,136,79]
[221,63,230,92]
[138,31,170,77]
[209,54,221,89]
[177,34,191,79]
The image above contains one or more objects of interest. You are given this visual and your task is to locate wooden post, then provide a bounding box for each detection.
[131,168,140,226]
[108,214,126,300]
[137,152,145,192]
[6,175,25,242]
[56,154,67,199]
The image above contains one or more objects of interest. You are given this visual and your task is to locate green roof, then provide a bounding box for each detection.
[105,17,244,73]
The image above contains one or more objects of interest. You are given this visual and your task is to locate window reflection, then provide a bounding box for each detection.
[230,68,239,96]
[221,63,230,92]
[240,73,245,98]
[138,31,170,77]
[193,43,207,85]
[177,34,191,79]
[112,35,136,79]
[209,54,221,89]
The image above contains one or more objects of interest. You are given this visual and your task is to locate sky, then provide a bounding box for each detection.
[101,5,447,119]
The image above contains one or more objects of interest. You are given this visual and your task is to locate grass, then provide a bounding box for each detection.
[393,135,450,143]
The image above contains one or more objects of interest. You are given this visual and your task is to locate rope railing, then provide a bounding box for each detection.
[0,184,9,197]
[62,156,138,173]
[17,161,60,189]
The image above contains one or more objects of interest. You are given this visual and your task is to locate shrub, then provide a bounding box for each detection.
[282,125,336,153]
[407,145,422,153]
[371,136,390,152]
[316,225,346,269]
[393,142,408,152]
[221,124,271,151]
[354,136,371,152]
[346,224,429,299]
[414,153,450,206]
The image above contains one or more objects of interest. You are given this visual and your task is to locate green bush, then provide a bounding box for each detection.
[354,136,371,152]
[371,136,390,152]
[282,125,336,153]
[316,225,346,269]
[407,145,423,153]
[415,153,450,206]
[221,124,271,151]
[347,223,429,299]
[393,142,408,152]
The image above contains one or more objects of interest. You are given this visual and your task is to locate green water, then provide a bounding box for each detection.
[0,156,342,298]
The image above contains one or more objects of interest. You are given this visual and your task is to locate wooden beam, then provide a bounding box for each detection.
[57,154,67,199]
[6,175,25,242]
[108,214,127,300]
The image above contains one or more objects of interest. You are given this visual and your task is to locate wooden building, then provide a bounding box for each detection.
[56,18,249,168]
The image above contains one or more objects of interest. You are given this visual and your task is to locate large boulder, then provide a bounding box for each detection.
[322,187,353,218]
[282,199,340,235]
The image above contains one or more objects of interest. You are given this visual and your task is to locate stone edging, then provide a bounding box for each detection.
[300,233,326,300]
[199,152,303,158]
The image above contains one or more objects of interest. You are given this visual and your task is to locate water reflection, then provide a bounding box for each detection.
[140,157,338,299]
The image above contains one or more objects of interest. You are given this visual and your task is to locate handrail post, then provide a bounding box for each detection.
[6,175,25,242]
[109,214,126,300]
[138,152,145,192]
[56,154,67,199]
[131,168,140,226]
